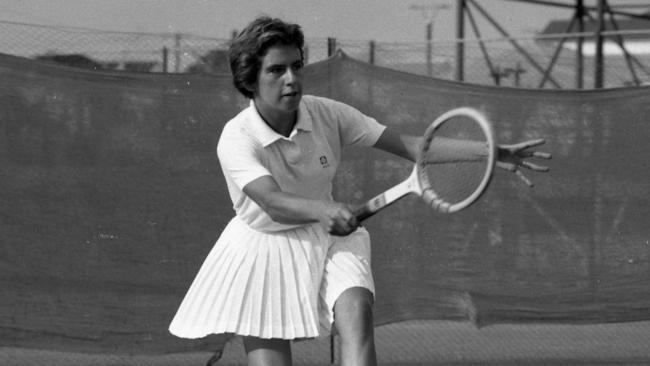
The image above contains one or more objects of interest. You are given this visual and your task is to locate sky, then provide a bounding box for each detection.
[0,0,581,42]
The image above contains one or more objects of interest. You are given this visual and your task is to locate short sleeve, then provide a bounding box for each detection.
[217,123,271,190]
[331,99,386,148]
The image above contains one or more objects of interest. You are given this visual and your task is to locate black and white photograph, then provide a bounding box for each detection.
[1,1,649,365]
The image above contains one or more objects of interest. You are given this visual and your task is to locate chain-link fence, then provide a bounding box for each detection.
[337,35,650,89]
[2,19,650,88]
[0,20,231,73]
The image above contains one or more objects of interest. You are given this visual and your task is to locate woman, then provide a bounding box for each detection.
[169,16,550,366]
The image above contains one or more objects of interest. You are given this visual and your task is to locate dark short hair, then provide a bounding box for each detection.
[228,16,305,99]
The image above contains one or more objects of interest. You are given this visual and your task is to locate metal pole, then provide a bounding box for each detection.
[465,4,498,84]
[539,15,577,88]
[330,334,336,364]
[513,63,524,87]
[468,0,562,88]
[408,3,448,77]
[426,22,433,76]
[606,6,642,85]
[162,46,168,74]
[594,0,606,88]
[455,0,465,81]
[501,0,650,21]
[327,37,337,57]
[174,33,181,73]
[576,0,585,89]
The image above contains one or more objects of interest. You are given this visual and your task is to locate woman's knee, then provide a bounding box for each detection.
[334,287,375,331]
[242,337,292,366]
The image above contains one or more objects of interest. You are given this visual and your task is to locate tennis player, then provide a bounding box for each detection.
[169,16,550,366]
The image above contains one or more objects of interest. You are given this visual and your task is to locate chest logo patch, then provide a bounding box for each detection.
[319,155,330,168]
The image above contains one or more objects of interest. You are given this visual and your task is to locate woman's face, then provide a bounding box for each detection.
[253,45,303,122]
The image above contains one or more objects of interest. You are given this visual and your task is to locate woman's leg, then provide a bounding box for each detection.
[333,287,377,366]
[243,337,292,366]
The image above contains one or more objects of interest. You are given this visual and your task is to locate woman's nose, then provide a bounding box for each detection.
[284,68,298,83]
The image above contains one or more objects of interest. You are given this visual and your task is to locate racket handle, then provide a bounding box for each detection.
[352,203,377,222]
[353,191,390,222]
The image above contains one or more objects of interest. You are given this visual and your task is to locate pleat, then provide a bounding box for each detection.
[169,217,327,339]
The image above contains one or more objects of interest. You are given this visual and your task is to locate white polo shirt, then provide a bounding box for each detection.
[217,95,386,232]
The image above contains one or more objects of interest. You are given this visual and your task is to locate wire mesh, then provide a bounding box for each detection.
[2,19,649,88]
[0,21,230,73]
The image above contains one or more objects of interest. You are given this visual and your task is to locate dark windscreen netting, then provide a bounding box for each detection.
[332,52,650,324]
[327,54,650,327]
[1,51,649,355]
[0,52,243,353]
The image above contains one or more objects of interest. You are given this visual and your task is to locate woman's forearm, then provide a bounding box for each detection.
[258,191,328,224]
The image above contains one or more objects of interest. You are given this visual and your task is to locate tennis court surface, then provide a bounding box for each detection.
[3,320,650,365]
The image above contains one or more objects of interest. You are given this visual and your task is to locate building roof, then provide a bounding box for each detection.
[540,13,650,40]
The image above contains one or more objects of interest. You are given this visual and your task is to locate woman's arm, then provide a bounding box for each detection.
[243,175,358,236]
[374,126,490,163]
[372,126,551,185]
[372,127,420,162]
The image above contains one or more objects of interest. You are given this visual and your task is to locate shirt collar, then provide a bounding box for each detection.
[247,99,313,147]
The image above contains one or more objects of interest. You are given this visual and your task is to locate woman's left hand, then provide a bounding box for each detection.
[496,138,552,187]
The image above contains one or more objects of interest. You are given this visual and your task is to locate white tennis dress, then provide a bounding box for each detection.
[169,95,386,340]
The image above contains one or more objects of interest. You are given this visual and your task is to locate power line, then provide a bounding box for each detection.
[0,2,65,25]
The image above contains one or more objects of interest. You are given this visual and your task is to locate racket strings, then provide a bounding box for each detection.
[420,115,491,207]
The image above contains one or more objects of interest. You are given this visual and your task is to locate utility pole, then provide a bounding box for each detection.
[409,2,450,77]
[426,22,433,76]
[174,33,181,73]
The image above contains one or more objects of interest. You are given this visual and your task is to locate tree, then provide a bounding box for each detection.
[184,49,230,74]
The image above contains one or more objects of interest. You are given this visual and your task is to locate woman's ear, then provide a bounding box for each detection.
[244,81,257,97]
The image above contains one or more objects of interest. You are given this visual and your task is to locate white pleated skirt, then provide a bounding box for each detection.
[169,216,374,340]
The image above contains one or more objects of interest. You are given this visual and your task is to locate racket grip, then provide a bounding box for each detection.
[352,202,377,222]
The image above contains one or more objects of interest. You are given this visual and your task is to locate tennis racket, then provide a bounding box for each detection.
[353,107,497,221]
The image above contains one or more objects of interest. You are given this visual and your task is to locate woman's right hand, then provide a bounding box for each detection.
[319,201,359,236]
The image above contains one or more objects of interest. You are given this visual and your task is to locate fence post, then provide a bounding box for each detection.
[174,33,181,73]
[330,334,335,364]
[162,46,168,73]
[327,37,337,57]
[369,40,375,65]
[594,0,605,88]
[426,22,432,76]
[455,0,465,81]
[576,0,585,89]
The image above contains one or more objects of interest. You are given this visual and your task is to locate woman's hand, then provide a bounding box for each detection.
[496,138,551,186]
[319,201,360,236]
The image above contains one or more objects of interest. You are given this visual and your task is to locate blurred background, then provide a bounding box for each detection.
[1,0,649,88]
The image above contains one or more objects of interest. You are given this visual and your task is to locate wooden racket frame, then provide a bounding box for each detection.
[418,107,497,213]
[353,107,496,222]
